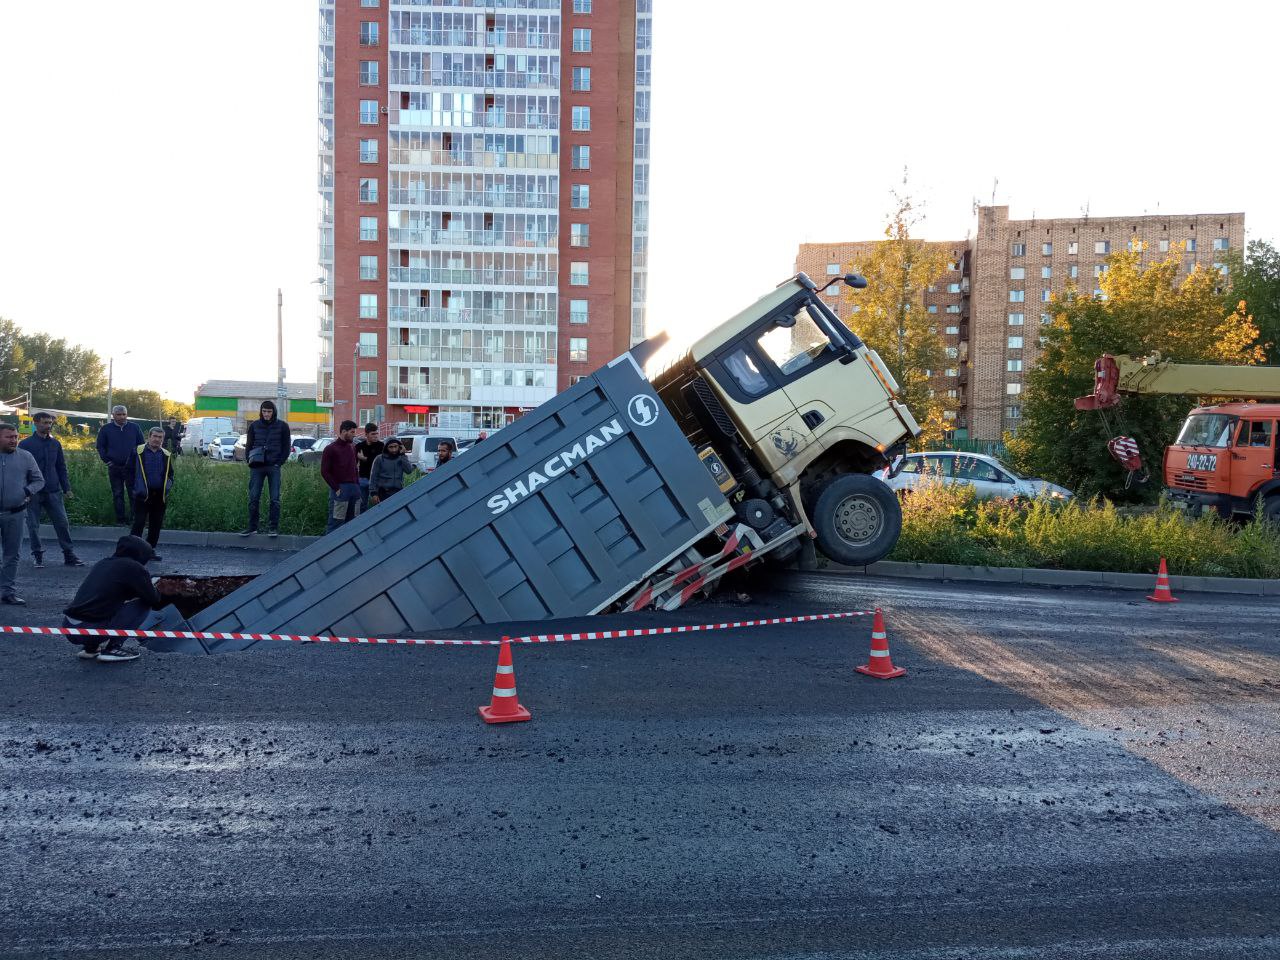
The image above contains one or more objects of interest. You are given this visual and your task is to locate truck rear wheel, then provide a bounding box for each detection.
[1262,496,1280,526]
[812,473,902,566]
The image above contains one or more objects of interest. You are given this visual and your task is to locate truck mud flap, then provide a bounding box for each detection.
[184,353,734,652]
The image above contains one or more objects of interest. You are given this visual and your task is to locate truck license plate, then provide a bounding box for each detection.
[1186,453,1217,471]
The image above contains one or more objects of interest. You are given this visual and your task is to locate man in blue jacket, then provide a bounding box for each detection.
[240,399,291,538]
[96,405,144,524]
[19,412,84,568]
[130,427,173,560]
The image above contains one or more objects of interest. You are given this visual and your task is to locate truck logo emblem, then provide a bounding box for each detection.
[771,428,802,459]
[628,395,660,427]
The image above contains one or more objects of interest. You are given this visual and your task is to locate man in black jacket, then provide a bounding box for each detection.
[62,535,164,663]
[240,400,292,538]
[95,405,144,524]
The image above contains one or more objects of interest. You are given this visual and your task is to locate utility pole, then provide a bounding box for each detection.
[276,288,288,410]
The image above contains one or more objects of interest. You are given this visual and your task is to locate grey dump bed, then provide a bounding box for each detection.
[161,354,733,653]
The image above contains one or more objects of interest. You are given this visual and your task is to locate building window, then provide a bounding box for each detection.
[571,105,591,131]
[1069,264,1079,279]
[945,304,961,314]
[1094,263,1107,276]
[947,282,961,293]
[359,178,378,203]
[359,216,377,241]
[573,0,592,11]
[1011,242,1026,256]
[359,293,378,319]
[570,223,589,247]
[570,145,590,169]
[1008,336,1024,349]
[572,28,592,52]
[1007,359,1023,372]
[361,0,378,6]
[1009,290,1025,303]
[360,370,378,395]
[1095,240,1110,254]
[1010,267,1025,280]
[1007,405,1022,420]
[570,184,590,209]
[569,262,588,286]
[358,332,378,358]
[569,299,589,324]
[1042,242,1053,256]
[360,21,378,46]
[1068,241,1078,255]
[1041,266,1052,279]
[359,99,379,124]
[1159,239,1170,252]
[945,325,959,335]
[359,139,378,163]
[572,66,591,91]
[1040,313,1051,325]
[927,305,937,313]
[1006,383,1022,395]
[1093,289,1106,299]
[1186,238,1197,252]
[360,60,379,85]
[1041,289,1051,302]
[1008,313,1024,326]
[945,368,959,377]
[826,263,841,275]
[569,337,589,362]
[945,347,958,359]
[359,255,378,280]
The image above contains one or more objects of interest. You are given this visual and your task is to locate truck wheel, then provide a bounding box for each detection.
[1262,497,1280,526]
[812,473,902,566]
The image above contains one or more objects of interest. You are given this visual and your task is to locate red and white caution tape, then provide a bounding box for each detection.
[0,610,874,649]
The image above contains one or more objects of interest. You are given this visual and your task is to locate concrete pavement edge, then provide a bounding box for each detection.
[44,524,319,552]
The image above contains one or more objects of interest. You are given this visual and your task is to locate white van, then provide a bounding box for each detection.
[183,417,235,456]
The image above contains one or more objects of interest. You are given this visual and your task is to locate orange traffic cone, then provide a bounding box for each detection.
[855,608,906,679]
[1147,557,1179,603]
[479,638,532,724]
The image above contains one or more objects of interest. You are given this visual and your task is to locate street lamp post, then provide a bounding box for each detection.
[352,342,360,426]
[106,350,132,415]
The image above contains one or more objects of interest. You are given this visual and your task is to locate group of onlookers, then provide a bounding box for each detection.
[319,420,453,532]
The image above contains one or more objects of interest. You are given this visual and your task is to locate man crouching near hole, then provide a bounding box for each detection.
[61,535,165,663]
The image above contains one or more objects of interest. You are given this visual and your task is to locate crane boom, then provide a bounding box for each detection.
[1075,353,1280,410]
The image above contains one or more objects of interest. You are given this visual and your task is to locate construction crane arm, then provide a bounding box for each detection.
[1074,354,1280,410]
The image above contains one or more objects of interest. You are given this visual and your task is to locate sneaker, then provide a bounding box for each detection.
[64,555,85,567]
[77,646,101,660]
[96,642,140,663]
[32,554,44,569]
[1,595,26,606]
[267,527,279,538]
[238,528,257,537]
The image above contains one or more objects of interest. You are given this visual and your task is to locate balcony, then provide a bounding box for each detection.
[318,351,333,369]
[319,316,333,334]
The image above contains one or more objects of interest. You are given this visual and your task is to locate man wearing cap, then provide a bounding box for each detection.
[19,411,84,569]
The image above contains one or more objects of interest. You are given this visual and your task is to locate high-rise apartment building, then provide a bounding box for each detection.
[317,0,650,437]
[796,205,1244,441]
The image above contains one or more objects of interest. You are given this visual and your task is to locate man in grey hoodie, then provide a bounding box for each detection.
[0,422,44,605]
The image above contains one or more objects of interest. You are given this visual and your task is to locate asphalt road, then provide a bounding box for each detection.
[0,544,1278,959]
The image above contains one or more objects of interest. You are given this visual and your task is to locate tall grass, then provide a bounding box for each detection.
[888,480,1280,578]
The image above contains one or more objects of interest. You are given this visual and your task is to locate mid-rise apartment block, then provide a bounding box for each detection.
[797,205,1244,441]
[317,0,651,437]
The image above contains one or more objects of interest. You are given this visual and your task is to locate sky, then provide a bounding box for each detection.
[0,0,1276,402]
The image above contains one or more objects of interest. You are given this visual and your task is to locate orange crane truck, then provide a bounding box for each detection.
[1075,353,1280,522]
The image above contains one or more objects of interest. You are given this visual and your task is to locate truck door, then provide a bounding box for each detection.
[1231,419,1275,504]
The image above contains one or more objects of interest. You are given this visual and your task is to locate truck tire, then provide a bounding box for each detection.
[1262,496,1280,526]
[812,473,902,566]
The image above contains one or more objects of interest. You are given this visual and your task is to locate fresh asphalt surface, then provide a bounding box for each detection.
[0,542,1278,959]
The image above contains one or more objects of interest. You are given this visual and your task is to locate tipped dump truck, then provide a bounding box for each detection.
[149,273,919,653]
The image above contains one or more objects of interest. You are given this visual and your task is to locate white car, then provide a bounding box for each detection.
[882,452,1073,501]
[208,435,240,462]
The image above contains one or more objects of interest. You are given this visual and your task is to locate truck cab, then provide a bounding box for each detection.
[1165,402,1280,522]
[650,273,920,565]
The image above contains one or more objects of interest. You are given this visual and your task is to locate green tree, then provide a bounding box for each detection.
[1006,247,1262,500]
[1221,239,1280,362]
[20,332,105,409]
[838,187,952,444]
[0,318,33,401]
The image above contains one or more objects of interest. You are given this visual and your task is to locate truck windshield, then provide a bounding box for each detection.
[758,303,836,376]
[1176,414,1237,447]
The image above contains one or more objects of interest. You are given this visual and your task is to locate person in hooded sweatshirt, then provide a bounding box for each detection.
[240,399,292,537]
[368,438,418,506]
[62,535,164,662]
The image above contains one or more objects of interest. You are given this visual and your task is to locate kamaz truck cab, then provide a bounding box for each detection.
[650,272,921,566]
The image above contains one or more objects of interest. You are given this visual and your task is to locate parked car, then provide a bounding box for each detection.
[393,434,459,471]
[233,434,247,462]
[297,437,335,466]
[289,437,319,461]
[183,417,235,456]
[882,452,1073,501]
[208,435,240,462]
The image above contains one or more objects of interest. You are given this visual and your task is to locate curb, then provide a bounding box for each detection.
[44,524,319,552]
[814,559,1280,597]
